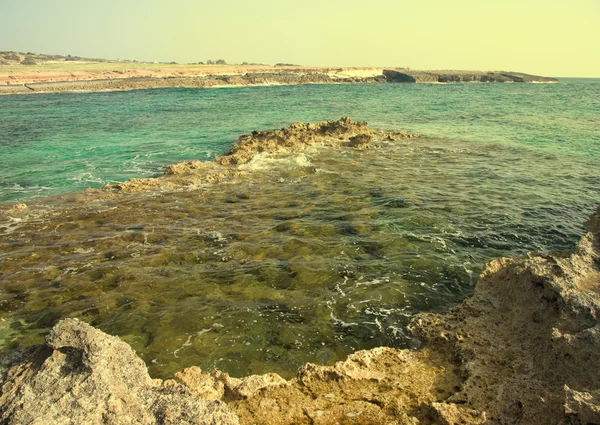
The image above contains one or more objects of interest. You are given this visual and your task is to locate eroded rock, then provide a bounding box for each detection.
[409,205,600,424]
[1,202,599,424]
[0,319,239,425]
[74,118,417,200]
[215,117,414,166]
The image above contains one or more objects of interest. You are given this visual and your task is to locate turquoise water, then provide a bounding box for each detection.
[0,79,598,202]
[0,80,599,378]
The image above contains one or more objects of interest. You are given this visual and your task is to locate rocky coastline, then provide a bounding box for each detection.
[66,117,417,200]
[1,123,598,423]
[1,118,597,424]
[1,206,598,424]
[0,67,557,95]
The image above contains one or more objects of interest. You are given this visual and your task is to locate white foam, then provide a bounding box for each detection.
[173,334,193,358]
[240,152,315,172]
[73,247,95,254]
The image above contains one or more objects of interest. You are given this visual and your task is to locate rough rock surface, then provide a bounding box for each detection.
[409,206,600,424]
[215,117,413,166]
[0,319,239,425]
[69,118,416,200]
[2,206,599,423]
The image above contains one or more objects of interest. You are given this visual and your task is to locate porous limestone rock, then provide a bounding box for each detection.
[76,118,417,199]
[409,205,600,424]
[0,319,239,425]
[215,117,415,166]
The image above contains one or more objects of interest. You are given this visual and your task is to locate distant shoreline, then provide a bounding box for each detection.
[0,64,558,95]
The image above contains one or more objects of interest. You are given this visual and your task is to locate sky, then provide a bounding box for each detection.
[1,0,598,77]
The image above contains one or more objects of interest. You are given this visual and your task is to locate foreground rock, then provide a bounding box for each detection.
[408,208,600,424]
[0,319,239,425]
[1,206,599,423]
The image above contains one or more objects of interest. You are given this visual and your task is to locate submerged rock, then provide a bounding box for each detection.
[1,210,599,423]
[215,117,413,166]
[81,118,417,198]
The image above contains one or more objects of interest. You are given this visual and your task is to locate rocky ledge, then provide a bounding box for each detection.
[1,196,599,424]
[72,117,416,197]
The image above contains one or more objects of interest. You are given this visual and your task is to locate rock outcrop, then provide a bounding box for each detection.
[1,206,599,424]
[76,118,415,197]
[0,319,239,425]
[215,117,412,166]
[383,69,557,83]
[407,207,600,424]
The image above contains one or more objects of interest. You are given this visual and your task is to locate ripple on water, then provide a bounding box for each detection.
[0,136,598,379]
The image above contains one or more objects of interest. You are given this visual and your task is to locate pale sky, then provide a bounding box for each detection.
[1,0,598,77]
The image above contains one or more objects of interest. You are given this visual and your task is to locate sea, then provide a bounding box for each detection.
[0,79,598,378]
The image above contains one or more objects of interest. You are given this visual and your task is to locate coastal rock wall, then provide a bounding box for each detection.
[0,72,383,94]
[1,201,599,424]
[0,68,557,94]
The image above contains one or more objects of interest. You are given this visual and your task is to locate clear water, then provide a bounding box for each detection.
[0,80,599,379]
[1,80,598,201]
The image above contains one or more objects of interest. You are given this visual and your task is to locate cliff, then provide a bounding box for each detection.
[1,201,598,423]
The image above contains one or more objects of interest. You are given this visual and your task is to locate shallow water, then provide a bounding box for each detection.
[1,79,598,201]
[1,133,598,378]
[1,80,599,378]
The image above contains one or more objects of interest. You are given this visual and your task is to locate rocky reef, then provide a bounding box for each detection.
[74,117,416,197]
[214,117,414,166]
[1,200,598,424]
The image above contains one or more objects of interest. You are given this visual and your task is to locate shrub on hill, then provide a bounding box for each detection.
[20,57,38,65]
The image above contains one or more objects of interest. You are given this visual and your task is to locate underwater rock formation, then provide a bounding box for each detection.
[87,117,416,196]
[1,205,599,424]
